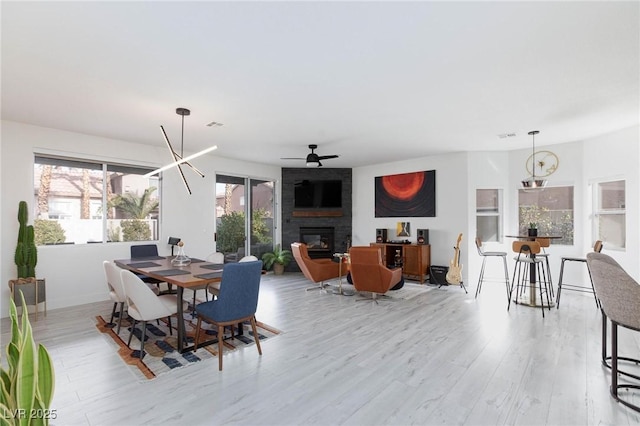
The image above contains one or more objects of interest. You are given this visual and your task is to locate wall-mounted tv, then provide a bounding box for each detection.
[294,180,342,208]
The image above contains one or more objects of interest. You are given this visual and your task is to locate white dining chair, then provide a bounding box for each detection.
[120,269,183,359]
[103,260,127,334]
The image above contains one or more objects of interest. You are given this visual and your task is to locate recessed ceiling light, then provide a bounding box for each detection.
[206,121,224,127]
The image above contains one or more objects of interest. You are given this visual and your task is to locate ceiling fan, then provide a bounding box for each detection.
[281,144,339,168]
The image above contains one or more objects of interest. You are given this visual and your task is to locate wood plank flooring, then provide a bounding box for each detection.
[2,273,640,425]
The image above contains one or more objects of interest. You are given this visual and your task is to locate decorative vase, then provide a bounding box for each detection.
[528,228,538,237]
[171,242,191,266]
[273,263,285,275]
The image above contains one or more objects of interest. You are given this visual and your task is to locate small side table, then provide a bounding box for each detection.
[8,278,47,320]
[333,253,350,295]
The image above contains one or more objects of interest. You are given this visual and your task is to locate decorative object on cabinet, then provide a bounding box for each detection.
[396,221,410,237]
[375,170,436,217]
[376,228,388,243]
[417,228,429,244]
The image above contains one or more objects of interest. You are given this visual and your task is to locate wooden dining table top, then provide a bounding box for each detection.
[114,256,223,289]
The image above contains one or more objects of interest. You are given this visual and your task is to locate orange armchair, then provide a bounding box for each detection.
[348,246,403,302]
[291,242,343,290]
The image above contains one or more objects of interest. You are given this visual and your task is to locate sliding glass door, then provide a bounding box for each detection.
[215,174,275,262]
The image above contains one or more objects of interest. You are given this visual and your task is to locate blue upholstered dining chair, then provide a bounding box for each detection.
[194,260,263,371]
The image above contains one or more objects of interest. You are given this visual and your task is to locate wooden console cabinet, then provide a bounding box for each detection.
[370,243,431,283]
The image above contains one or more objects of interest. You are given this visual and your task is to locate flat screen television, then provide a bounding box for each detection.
[294,179,342,208]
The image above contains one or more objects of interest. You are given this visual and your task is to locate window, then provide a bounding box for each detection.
[215,174,275,262]
[476,189,502,242]
[34,155,160,245]
[519,186,574,245]
[594,180,625,249]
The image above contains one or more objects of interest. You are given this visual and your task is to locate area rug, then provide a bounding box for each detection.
[95,306,281,380]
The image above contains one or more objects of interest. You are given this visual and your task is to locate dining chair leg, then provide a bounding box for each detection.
[218,325,225,371]
[139,321,147,359]
[116,302,125,334]
[537,263,545,318]
[194,316,202,350]
[191,291,198,318]
[502,255,510,304]
[127,319,137,347]
[586,265,601,309]
[508,262,519,311]
[475,257,487,298]
[544,256,555,299]
[557,258,566,308]
[167,316,173,335]
[250,316,262,356]
[109,302,118,325]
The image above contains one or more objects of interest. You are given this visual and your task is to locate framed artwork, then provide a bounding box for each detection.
[375,170,436,217]
[397,222,410,237]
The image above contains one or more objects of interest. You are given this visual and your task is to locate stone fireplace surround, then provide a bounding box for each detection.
[299,226,335,258]
[282,167,352,272]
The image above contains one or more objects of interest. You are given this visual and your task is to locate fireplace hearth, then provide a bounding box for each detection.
[299,227,334,258]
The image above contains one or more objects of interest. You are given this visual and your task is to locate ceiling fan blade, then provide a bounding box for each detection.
[317,155,339,160]
[280,157,306,160]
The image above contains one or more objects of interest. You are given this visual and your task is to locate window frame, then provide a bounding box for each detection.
[592,178,626,251]
[33,154,161,245]
[518,185,574,246]
[476,188,503,243]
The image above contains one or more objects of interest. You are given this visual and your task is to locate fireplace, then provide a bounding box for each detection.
[299,227,334,258]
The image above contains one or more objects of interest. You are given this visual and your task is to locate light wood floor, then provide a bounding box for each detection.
[3,273,640,425]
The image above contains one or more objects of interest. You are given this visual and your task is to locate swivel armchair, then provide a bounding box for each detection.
[291,242,343,291]
[348,246,403,303]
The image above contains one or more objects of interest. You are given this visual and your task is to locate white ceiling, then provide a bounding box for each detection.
[2,1,638,168]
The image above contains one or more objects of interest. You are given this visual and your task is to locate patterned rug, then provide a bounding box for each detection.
[95,305,281,380]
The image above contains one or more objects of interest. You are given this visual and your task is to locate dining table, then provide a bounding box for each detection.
[505,235,561,307]
[114,256,224,353]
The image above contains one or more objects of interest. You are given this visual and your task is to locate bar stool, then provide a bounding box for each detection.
[535,237,555,299]
[508,240,552,318]
[474,237,510,302]
[556,240,603,309]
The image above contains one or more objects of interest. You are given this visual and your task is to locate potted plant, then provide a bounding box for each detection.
[9,201,46,319]
[261,244,293,275]
[0,292,55,425]
[528,222,538,237]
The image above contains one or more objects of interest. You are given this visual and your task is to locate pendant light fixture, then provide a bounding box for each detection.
[144,107,218,194]
[521,130,547,190]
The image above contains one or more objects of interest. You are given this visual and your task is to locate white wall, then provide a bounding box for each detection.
[352,126,640,290]
[3,120,637,317]
[582,126,639,278]
[0,121,281,317]
[352,152,470,276]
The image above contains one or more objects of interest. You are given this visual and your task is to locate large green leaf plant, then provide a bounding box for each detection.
[0,292,55,426]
